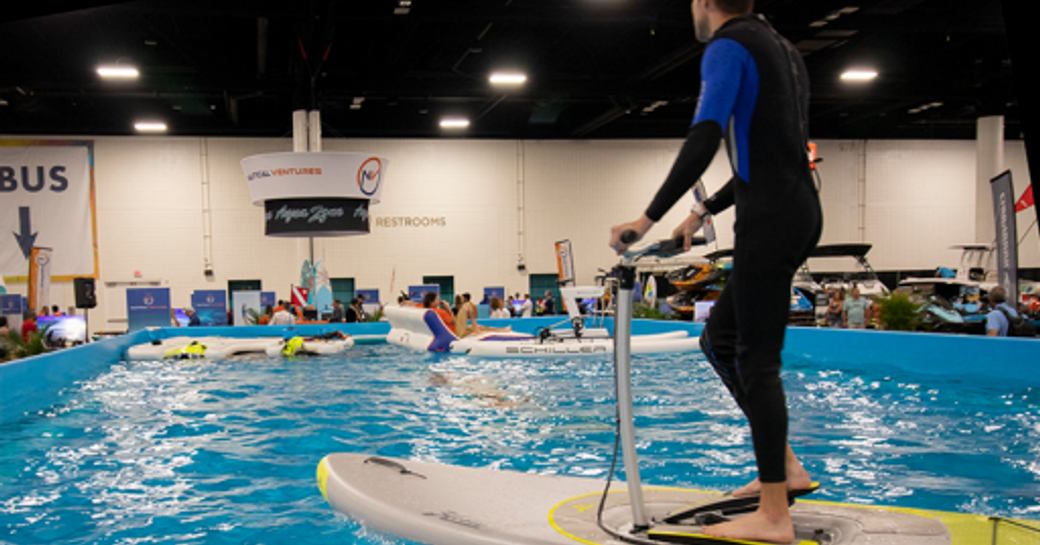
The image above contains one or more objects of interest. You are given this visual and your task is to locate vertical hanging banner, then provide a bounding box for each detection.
[27,247,53,313]
[190,290,228,326]
[554,240,575,286]
[126,287,171,331]
[1,140,98,281]
[991,170,1019,298]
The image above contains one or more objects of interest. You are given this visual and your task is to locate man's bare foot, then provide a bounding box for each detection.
[730,467,814,497]
[702,509,795,544]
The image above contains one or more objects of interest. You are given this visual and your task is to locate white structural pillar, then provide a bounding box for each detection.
[976,116,1005,243]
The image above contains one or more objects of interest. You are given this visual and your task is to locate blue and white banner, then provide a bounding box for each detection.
[991,170,1019,297]
[1,294,24,315]
[356,289,380,304]
[408,284,440,302]
[482,287,505,304]
[261,291,276,310]
[190,290,227,326]
[126,287,171,331]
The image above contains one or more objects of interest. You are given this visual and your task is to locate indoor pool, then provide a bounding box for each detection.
[1,343,1038,544]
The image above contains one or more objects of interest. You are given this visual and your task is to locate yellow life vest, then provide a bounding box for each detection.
[282,336,305,357]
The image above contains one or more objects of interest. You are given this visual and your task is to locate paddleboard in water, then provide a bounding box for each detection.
[317,453,1031,545]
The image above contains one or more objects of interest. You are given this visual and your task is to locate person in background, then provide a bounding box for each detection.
[452,295,463,316]
[258,305,274,325]
[456,292,507,337]
[39,306,50,318]
[422,292,456,335]
[21,311,38,341]
[270,305,295,326]
[274,300,286,313]
[538,290,556,316]
[184,308,201,326]
[345,297,361,323]
[520,293,534,317]
[842,286,870,329]
[986,286,1020,337]
[490,297,511,319]
[66,306,77,317]
[0,316,10,337]
[51,305,62,317]
[826,290,844,328]
[355,294,368,321]
[329,299,345,323]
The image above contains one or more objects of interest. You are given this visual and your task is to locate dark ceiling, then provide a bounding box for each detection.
[0,0,1022,139]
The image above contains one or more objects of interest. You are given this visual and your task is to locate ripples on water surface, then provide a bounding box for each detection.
[1,344,1037,544]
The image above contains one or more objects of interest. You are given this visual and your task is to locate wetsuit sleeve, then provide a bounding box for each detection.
[703,177,735,215]
[644,39,749,222]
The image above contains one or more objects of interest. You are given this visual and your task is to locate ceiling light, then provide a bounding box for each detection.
[489,72,527,86]
[809,20,828,28]
[928,101,944,108]
[824,13,841,21]
[840,69,878,82]
[134,120,167,133]
[439,117,470,130]
[838,6,860,14]
[0,98,8,107]
[97,65,139,80]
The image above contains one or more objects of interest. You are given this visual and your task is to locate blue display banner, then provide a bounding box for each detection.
[190,290,228,326]
[126,287,171,331]
[1,294,24,315]
[482,286,505,304]
[408,284,440,302]
[355,289,380,304]
[261,291,276,309]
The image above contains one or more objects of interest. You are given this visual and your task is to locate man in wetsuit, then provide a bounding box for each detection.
[609,0,822,542]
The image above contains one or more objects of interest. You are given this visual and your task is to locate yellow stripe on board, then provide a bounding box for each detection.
[316,457,331,502]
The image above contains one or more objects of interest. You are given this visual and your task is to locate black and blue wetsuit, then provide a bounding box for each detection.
[643,14,822,484]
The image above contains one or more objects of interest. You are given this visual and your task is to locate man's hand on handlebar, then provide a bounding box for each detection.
[671,212,704,252]
[609,215,654,254]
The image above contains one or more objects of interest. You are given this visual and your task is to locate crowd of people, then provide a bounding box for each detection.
[823,285,874,329]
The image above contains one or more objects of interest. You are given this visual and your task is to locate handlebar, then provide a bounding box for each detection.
[620,230,706,261]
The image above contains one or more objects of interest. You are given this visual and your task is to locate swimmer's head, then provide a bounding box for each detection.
[692,0,753,43]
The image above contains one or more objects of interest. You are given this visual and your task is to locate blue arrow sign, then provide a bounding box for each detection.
[13,207,37,259]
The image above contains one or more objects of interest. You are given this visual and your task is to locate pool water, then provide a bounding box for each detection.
[1,344,1038,544]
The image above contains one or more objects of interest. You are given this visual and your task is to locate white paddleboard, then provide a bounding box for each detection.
[316,454,1014,545]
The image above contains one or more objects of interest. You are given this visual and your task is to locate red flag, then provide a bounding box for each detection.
[291,285,309,307]
[1016,185,1034,213]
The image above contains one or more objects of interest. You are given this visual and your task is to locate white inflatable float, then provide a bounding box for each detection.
[384,305,698,357]
[127,335,353,360]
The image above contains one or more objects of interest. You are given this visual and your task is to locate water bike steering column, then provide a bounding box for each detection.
[612,231,698,532]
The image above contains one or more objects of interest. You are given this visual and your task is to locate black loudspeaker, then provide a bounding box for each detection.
[74,277,97,309]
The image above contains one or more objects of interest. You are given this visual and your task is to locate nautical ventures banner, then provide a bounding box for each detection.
[27,247,52,313]
[190,290,228,326]
[482,287,505,304]
[991,170,1019,297]
[127,287,171,331]
[261,291,276,309]
[555,240,575,286]
[1,141,98,280]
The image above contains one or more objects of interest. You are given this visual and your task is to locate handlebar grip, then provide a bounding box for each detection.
[620,230,639,244]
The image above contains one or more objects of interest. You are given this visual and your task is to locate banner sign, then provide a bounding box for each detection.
[355,289,380,304]
[1,140,98,280]
[265,198,369,237]
[991,170,1019,297]
[408,284,440,303]
[242,151,387,204]
[1,294,24,315]
[27,247,52,313]
[231,291,261,326]
[190,290,228,326]
[291,286,309,308]
[261,291,276,309]
[554,240,575,286]
[482,287,505,304]
[126,287,171,331]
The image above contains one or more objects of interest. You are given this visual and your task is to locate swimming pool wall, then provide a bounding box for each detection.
[2,318,1037,423]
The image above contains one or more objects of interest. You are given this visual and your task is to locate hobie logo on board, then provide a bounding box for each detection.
[357,157,382,196]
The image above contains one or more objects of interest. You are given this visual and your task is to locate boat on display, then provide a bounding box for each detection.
[321,236,1038,545]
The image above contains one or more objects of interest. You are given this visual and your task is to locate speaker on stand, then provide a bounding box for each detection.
[74,277,97,342]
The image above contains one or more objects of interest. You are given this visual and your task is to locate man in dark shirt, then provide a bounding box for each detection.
[609,0,822,542]
[329,299,345,323]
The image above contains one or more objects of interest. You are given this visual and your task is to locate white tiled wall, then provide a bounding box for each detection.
[2,135,1035,331]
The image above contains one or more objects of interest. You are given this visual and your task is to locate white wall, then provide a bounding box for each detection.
[2,134,1036,331]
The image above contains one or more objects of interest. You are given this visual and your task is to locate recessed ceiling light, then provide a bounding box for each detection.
[97,65,139,80]
[489,71,527,86]
[838,6,860,14]
[0,98,8,107]
[809,20,828,28]
[439,117,470,130]
[134,120,167,133]
[840,69,878,82]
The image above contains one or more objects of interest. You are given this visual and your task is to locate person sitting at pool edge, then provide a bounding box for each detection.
[455,293,510,337]
[421,292,456,335]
